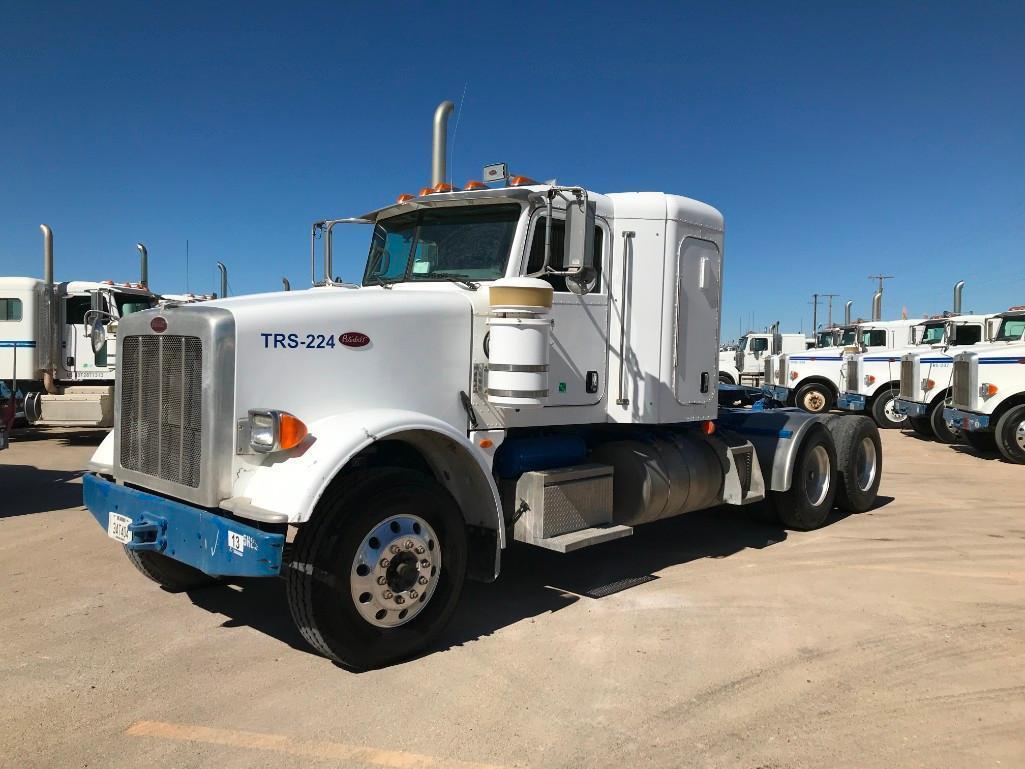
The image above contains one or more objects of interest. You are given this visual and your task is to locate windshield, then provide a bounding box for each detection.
[920,323,945,345]
[364,204,521,285]
[839,328,857,345]
[815,330,835,348]
[738,336,748,350]
[114,294,157,316]
[993,316,1025,342]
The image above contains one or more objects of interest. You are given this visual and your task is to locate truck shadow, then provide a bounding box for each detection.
[0,464,84,518]
[184,504,864,667]
[5,428,107,446]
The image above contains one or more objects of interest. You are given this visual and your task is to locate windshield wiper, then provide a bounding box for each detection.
[364,274,393,289]
[430,274,479,290]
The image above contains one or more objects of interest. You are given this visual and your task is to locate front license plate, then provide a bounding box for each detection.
[107,512,132,544]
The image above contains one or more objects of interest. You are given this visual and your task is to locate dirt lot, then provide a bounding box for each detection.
[1,427,1023,769]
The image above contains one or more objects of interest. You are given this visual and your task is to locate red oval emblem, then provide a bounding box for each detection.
[339,332,370,348]
[150,316,168,333]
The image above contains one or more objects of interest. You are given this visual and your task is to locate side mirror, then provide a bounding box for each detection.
[912,326,925,344]
[89,316,107,354]
[564,196,595,270]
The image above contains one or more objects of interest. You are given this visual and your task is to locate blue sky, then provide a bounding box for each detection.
[1,1,1023,339]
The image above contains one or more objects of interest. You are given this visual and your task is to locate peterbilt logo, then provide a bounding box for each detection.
[339,332,370,348]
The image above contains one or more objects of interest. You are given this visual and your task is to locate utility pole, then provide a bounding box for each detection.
[822,293,839,327]
[868,274,895,294]
[810,293,819,332]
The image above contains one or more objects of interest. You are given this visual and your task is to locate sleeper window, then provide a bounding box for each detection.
[0,298,23,321]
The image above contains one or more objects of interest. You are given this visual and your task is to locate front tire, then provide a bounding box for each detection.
[995,405,1025,464]
[869,388,906,429]
[794,383,834,414]
[908,416,933,438]
[124,549,219,592]
[928,400,961,444]
[772,425,839,531]
[286,469,467,669]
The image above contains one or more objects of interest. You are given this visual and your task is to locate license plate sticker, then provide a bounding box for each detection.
[107,512,132,544]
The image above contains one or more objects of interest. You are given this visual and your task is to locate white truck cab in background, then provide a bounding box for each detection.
[719,326,807,387]
[0,227,157,429]
[944,308,1025,462]
[764,319,918,413]
[838,314,993,430]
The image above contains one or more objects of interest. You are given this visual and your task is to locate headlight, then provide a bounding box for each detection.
[979,383,998,398]
[247,409,308,453]
[864,374,876,385]
[922,378,935,391]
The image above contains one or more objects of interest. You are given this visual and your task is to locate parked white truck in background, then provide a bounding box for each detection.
[81,101,883,669]
[718,325,807,387]
[1,229,157,429]
[943,308,1025,462]
[838,313,992,430]
[764,319,918,413]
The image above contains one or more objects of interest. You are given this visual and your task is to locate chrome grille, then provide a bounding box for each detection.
[119,335,203,488]
[952,359,972,408]
[776,355,787,385]
[764,357,773,383]
[900,359,915,399]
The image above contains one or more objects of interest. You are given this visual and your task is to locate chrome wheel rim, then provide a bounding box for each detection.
[350,514,440,628]
[1015,420,1025,451]
[856,437,878,491]
[883,396,906,425]
[805,445,831,506]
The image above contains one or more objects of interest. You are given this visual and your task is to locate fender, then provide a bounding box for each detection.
[231,408,505,545]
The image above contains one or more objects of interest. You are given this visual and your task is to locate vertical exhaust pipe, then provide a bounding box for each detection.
[282,277,291,291]
[871,291,882,321]
[953,280,965,314]
[39,224,57,394]
[136,243,148,288]
[217,262,228,298]
[431,100,455,187]
[844,300,853,325]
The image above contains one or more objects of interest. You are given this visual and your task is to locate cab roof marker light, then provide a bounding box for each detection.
[418,187,433,197]
[463,180,488,190]
[509,175,538,187]
[431,182,457,193]
[396,193,415,204]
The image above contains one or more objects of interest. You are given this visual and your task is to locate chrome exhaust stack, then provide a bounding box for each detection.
[282,277,291,291]
[844,300,853,325]
[136,243,148,288]
[431,100,455,187]
[953,280,965,314]
[39,224,57,393]
[217,262,228,298]
[871,291,882,321]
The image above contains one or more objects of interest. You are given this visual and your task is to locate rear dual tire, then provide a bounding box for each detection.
[759,425,839,531]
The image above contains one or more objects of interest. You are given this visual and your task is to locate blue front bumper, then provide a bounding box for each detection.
[762,385,791,402]
[837,393,866,411]
[83,474,284,577]
[895,398,927,417]
[943,408,990,432]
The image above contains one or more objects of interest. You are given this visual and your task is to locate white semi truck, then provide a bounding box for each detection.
[718,325,807,387]
[81,103,884,669]
[943,308,1025,462]
[1,228,157,429]
[764,319,918,414]
[837,313,992,430]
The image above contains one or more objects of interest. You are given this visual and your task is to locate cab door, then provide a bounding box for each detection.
[521,213,610,407]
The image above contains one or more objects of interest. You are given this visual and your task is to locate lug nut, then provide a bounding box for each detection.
[383,590,393,599]
[420,559,430,568]
[404,540,414,549]
[414,546,425,555]
[394,595,405,604]
[390,544,400,554]
[380,558,390,568]
[418,576,428,585]
[376,576,387,585]
[409,590,418,598]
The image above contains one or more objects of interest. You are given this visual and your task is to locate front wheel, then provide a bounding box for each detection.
[870,388,907,429]
[995,405,1025,464]
[771,425,838,531]
[908,416,933,438]
[794,383,834,414]
[286,468,467,669]
[928,400,961,444]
